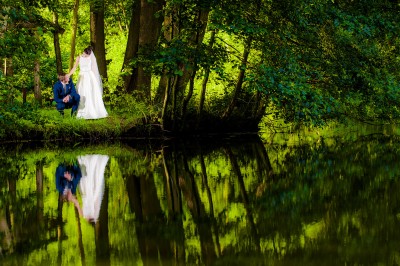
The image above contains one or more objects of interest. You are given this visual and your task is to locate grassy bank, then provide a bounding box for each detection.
[0,97,264,142]
[0,106,163,142]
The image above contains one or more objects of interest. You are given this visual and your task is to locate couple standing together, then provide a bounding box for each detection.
[53,46,108,119]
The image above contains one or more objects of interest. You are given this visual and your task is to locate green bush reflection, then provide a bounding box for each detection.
[1,135,400,265]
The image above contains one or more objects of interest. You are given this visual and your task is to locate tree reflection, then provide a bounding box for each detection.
[3,135,400,265]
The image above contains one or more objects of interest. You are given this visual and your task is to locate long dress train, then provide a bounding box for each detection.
[76,55,108,119]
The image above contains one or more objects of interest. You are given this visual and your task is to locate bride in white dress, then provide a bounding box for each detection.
[68,46,108,119]
[77,154,109,223]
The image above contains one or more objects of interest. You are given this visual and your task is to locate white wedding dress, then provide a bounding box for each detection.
[76,54,108,119]
[78,154,109,223]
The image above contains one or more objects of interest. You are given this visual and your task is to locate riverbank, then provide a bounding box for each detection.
[3,106,396,144]
[0,107,262,143]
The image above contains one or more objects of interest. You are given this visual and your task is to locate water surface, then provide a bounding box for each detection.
[1,132,400,265]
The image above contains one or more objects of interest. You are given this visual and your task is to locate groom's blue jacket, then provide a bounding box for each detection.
[53,78,79,104]
[53,78,80,114]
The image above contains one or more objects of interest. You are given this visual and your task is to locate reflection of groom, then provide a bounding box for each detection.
[55,161,83,216]
[53,72,80,116]
[55,162,82,197]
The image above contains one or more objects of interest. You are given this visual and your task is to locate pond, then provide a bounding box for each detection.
[1,127,400,265]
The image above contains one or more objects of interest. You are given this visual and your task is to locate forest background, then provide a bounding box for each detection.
[1,0,400,140]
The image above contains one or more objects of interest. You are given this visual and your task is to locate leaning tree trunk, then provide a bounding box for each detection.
[154,9,179,105]
[181,69,196,119]
[225,146,261,251]
[161,6,209,131]
[33,59,42,106]
[90,0,107,79]
[252,90,267,120]
[69,0,79,71]
[120,0,141,93]
[135,0,164,101]
[53,12,63,74]
[181,10,207,121]
[175,9,209,118]
[197,29,216,128]
[222,37,252,119]
[159,11,178,127]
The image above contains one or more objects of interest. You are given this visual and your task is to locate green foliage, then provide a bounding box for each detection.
[2,0,400,138]
[109,93,160,123]
[0,101,42,138]
[247,63,337,126]
[237,0,400,125]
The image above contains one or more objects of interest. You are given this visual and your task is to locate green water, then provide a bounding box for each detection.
[1,128,400,265]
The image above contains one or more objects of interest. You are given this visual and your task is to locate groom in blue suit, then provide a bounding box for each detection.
[53,73,80,116]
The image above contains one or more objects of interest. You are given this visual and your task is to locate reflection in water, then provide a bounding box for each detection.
[55,155,109,224]
[78,155,109,223]
[53,154,110,266]
[2,135,400,265]
[55,161,82,196]
[55,161,82,214]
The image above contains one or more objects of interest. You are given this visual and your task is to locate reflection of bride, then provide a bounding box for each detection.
[78,154,109,223]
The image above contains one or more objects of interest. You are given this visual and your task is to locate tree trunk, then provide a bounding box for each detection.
[36,162,44,225]
[118,2,129,32]
[0,210,12,254]
[171,75,178,130]
[69,0,79,71]
[75,206,86,266]
[4,58,13,76]
[161,77,171,130]
[174,9,209,111]
[181,10,206,121]
[22,88,27,104]
[225,146,261,252]
[95,186,110,265]
[126,174,143,221]
[197,29,216,127]
[120,0,141,93]
[182,70,195,115]
[179,149,217,264]
[136,0,164,101]
[34,59,42,106]
[90,0,107,79]
[180,68,196,130]
[160,7,209,131]
[154,11,177,105]
[162,75,179,131]
[222,37,252,119]
[199,150,222,256]
[52,12,63,74]
[252,90,267,120]
[57,197,63,265]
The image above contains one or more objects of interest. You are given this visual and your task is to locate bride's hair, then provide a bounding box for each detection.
[84,46,93,55]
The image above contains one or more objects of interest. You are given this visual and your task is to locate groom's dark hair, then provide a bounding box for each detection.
[58,72,66,81]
